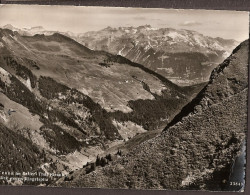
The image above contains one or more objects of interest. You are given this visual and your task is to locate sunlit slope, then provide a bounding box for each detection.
[0,28,190,133]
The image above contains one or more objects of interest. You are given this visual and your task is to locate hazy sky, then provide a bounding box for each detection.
[0,4,248,41]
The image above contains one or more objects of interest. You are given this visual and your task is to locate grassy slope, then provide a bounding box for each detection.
[0,28,192,134]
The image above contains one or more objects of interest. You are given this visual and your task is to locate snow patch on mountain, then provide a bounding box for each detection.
[223,51,231,59]
[145,26,159,31]
[211,42,224,51]
[3,24,18,31]
[167,31,189,43]
[193,34,208,48]
[132,29,138,34]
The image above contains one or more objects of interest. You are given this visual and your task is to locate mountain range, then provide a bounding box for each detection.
[2,24,238,85]
[76,25,238,85]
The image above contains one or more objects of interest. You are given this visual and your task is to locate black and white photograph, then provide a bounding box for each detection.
[0,4,249,192]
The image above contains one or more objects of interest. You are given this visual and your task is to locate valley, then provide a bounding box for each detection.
[55,39,248,191]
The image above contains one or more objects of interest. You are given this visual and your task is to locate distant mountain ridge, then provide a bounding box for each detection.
[2,24,59,36]
[1,24,238,86]
[76,25,238,85]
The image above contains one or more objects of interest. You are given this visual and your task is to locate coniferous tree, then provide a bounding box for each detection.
[117,149,122,156]
[105,154,112,161]
[86,162,96,174]
[100,157,107,167]
[91,162,96,171]
[96,155,101,166]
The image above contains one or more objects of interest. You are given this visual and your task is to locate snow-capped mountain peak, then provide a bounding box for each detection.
[75,25,239,85]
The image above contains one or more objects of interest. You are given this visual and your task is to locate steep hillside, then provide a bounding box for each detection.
[0,122,48,185]
[77,25,238,85]
[55,40,248,191]
[0,28,190,132]
[0,123,43,173]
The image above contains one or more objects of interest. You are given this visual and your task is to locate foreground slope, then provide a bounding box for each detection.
[56,40,248,190]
